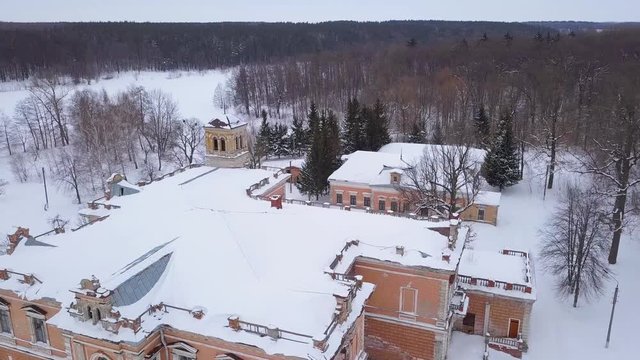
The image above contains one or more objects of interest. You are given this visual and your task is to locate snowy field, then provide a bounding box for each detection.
[0,70,233,237]
[449,159,638,360]
[0,71,638,360]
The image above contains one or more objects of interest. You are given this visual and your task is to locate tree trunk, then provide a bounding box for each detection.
[547,113,557,189]
[609,193,626,264]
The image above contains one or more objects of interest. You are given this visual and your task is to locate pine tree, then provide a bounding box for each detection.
[364,99,391,151]
[431,121,444,145]
[298,105,327,200]
[342,97,364,153]
[256,109,271,162]
[298,106,342,200]
[291,115,306,156]
[474,104,490,149]
[408,120,426,144]
[271,123,290,158]
[481,111,520,190]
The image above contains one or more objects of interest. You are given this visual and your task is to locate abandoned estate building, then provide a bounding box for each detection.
[204,114,250,168]
[329,143,502,225]
[1,166,533,360]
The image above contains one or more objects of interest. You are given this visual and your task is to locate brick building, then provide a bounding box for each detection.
[1,167,532,360]
[329,143,501,225]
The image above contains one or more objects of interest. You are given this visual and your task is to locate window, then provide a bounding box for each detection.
[336,193,343,204]
[0,308,12,335]
[400,287,417,314]
[392,174,399,183]
[378,199,385,211]
[462,313,475,327]
[235,137,239,150]
[213,138,219,151]
[391,201,398,212]
[220,138,226,152]
[477,208,486,221]
[363,196,371,208]
[239,136,243,149]
[350,195,357,206]
[31,317,47,343]
[402,202,409,213]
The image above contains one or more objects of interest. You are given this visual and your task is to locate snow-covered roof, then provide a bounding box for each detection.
[458,249,535,301]
[329,143,485,187]
[261,158,305,169]
[1,166,463,358]
[204,113,247,129]
[475,191,501,207]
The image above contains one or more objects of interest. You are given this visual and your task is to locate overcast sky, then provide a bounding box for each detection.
[2,0,638,23]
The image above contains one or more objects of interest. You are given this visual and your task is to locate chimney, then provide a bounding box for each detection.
[449,219,459,249]
[270,195,283,209]
[395,246,405,256]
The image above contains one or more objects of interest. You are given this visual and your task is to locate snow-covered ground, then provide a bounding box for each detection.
[0,70,233,239]
[0,69,233,121]
[449,159,638,360]
[1,71,638,359]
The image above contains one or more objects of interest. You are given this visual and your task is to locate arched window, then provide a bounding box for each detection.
[87,306,93,319]
[220,138,226,152]
[235,137,239,150]
[213,138,219,151]
[95,308,101,320]
[239,136,243,149]
[90,353,112,360]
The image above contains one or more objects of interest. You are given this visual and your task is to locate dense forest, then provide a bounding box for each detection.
[0,20,548,81]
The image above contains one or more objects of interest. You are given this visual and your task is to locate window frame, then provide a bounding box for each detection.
[336,193,343,205]
[477,207,486,221]
[399,287,418,315]
[378,199,385,211]
[29,314,48,345]
[363,196,371,208]
[349,194,357,206]
[0,302,13,336]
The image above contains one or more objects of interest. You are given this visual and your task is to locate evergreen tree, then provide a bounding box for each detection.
[298,105,327,200]
[474,104,491,149]
[298,106,342,200]
[408,120,426,144]
[255,109,271,162]
[291,115,306,156]
[481,111,520,190]
[341,97,365,153]
[271,123,290,158]
[431,121,444,145]
[364,99,391,151]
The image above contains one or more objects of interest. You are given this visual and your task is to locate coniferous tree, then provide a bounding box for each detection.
[291,115,306,156]
[323,110,342,172]
[431,121,444,145]
[270,123,290,158]
[408,120,426,144]
[474,104,491,149]
[364,99,391,151]
[342,98,365,153]
[481,111,520,190]
[298,105,327,200]
[255,109,271,162]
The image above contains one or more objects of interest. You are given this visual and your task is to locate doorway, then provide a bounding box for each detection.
[508,319,520,338]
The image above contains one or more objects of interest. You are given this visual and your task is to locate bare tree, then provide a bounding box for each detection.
[577,90,640,264]
[50,148,84,204]
[28,77,70,146]
[143,90,179,171]
[174,118,203,165]
[1,112,12,155]
[539,184,611,307]
[10,152,30,182]
[401,145,481,217]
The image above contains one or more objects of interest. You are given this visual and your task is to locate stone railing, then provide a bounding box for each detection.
[457,274,532,294]
[228,316,314,344]
[0,269,42,285]
[137,163,203,187]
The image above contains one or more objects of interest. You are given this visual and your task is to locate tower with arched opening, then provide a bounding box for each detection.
[204,114,250,168]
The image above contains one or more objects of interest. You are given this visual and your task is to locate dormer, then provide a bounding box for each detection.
[390,171,401,185]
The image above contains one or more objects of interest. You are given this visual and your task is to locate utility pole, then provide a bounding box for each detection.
[42,167,49,211]
[605,281,619,348]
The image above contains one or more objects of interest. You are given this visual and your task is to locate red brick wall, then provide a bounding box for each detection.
[365,317,436,360]
[0,290,66,359]
[351,260,451,326]
[454,291,533,340]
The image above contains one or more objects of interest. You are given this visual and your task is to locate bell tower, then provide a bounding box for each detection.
[204,114,250,168]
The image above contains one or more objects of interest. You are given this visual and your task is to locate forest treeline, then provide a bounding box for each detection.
[0,20,547,81]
